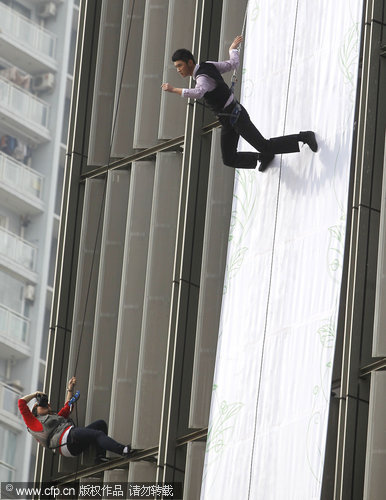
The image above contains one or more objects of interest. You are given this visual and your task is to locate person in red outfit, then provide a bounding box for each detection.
[18,377,133,460]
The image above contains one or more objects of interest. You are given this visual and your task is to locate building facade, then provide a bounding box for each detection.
[35,0,385,499]
[0,0,79,481]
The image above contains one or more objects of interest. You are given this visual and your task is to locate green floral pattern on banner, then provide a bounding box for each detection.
[339,22,359,104]
[223,170,257,295]
[203,384,244,486]
[306,313,337,482]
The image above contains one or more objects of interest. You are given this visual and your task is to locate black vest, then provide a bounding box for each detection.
[195,62,233,113]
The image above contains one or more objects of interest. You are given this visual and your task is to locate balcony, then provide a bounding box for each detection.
[0,382,21,418]
[0,76,50,143]
[0,2,57,73]
[0,304,30,360]
[0,151,44,214]
[0,226,38,282]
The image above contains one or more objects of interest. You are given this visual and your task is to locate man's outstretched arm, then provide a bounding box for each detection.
[161,83,183,95]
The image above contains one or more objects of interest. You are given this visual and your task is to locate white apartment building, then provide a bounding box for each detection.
[0,0,78,481]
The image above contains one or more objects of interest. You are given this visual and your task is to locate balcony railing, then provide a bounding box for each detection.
[0,304,29,345]
[0,226,37,272]
[0,2,56,61]
[0,382,20,417]
[0,151,44,201]
[0,461,15,482]
[0,76,50,129]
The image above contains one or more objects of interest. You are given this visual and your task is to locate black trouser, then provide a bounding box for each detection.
[66,419,125,457]
[218,101,301,169]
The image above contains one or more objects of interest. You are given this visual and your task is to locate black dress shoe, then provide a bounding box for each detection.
[258,152,275,172]
[300,131,318,152]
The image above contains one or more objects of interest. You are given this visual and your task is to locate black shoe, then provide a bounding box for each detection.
[258,152,275,172]
[300,131,318,152]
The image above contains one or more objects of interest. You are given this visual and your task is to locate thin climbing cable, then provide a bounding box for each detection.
[73,0,136,379]
[66,1,137,476]
[230,1,249,92]
[246,1,300,498]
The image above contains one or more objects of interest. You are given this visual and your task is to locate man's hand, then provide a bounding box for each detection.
[162,83,174,92]
[229,35,243,51]
[161,83,182,96]
[67,377,76,391]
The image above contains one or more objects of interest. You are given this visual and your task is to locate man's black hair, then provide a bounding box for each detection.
[172,49,196,65]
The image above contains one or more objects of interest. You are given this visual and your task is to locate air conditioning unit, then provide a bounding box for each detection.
[37,2,57,18]
[24,284,36,302]
[32,72,55,93]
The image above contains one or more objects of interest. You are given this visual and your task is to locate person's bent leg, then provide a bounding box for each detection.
[68,426,125,456]
[233,106,271,153]
[220,116,259,169]
[235,106,301,155]
[268,135,300,154]
[86,419,108,434]
[85,420,108,458]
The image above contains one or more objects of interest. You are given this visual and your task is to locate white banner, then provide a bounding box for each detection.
[201,0,363,498]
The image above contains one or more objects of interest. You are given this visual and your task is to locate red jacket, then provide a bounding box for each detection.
[18,399,72,450]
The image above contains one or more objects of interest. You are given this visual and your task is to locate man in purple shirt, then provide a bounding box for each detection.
[161,35,317,172]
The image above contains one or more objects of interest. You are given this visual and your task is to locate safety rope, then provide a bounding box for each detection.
[246,1,300,498]
[73,0,136,380]
[230,3,248,93]
[64,0,137,471]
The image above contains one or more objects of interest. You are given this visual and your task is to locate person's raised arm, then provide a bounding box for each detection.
[210,35,243,74]
[18,392,43,431]
[65,376,76,403]
[21,391,41,403]
[229,35,243,52]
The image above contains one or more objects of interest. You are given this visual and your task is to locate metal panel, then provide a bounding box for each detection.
[66,179,105,427]
[88,0,123,166]
[128,461,157,482]
[111,0,146,158]
[108,162,155,447]
[363,372,386,499]
[86,171,130,425]
[132,152,182,449]
[158,0,196,140]
[133,0,169,148]
[373,134,386,355]
[183,442,206,500]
